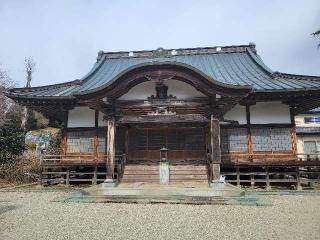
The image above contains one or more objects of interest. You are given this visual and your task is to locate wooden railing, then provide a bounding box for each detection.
[221,152,298,162]
[40,153,127,185]
[41,154,103,164]
[221,163,320,190]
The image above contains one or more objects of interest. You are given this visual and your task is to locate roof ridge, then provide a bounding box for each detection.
[98,44,256,60]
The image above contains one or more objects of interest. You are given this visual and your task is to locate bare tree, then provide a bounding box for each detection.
[0,66,19,127]
[21,57,36,131]
[24,57,36,88]
[311,30,320,48]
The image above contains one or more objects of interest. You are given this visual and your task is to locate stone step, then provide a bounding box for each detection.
[63,185,263,206]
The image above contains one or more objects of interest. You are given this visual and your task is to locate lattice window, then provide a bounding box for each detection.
[252,127,292,151]
[67,130,95,153]
[97,130,106,152]
[128,128,205,151]
[220,128,247,153]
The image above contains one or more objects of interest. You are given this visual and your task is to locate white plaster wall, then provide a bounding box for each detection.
[250,102,291,124]
[223,104,247,124]
[118,80,205,100]
[67,106,95,128]
[98,111,107,127]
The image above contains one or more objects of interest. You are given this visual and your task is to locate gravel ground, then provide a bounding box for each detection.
[0,190,319,240]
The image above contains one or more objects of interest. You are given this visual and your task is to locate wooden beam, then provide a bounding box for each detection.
[106,117,116,179]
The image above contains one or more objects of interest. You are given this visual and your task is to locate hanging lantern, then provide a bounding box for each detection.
[160,147,168,162]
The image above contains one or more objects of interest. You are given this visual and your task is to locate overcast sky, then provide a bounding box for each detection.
[0,0,319,87]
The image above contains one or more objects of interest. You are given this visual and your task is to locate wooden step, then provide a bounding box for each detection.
[122,176,160,181]
[170,169,207,173]
[122,161,209,183]
[124,165,159,171]
[169,166,207,170]
[169,174,208,180]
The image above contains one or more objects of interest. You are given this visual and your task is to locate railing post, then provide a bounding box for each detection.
[296,166,302,190]
[265,166,271,190]
[66,167,70,186]
[236,166,240,187]
[38,152,44,185]
[92,165,97,185]
[250,174,255,189]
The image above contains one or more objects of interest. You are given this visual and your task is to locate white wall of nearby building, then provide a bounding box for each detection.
[67,106,95,128]
[295,112,320,155]
[295,114,320,127]
[297,136,320,154]
[118,80,205,100]
[250,102,291,124]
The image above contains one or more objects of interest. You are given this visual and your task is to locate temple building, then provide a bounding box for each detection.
[5,44,320,186]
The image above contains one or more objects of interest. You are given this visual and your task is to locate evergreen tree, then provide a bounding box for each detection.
[0,114,25,163]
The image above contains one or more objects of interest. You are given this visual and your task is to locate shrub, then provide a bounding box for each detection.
[0,123,25,163]
[45,129,62,155]
[0,150,40,183]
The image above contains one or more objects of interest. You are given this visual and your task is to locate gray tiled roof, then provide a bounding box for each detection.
[6,45,320,98]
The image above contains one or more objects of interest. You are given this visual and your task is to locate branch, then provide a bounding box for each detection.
[24,57,36,73]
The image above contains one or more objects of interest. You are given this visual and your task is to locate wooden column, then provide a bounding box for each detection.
[290,106,298,156]
[93,110,99,159]
[106,117,116,179]
[60,111,68,156]
[246,105,253,161]
[210,115,221,181]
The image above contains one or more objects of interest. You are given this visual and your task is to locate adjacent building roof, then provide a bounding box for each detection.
[307,107,320,114]
[296,127,320,135]
[6,44,320,99]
